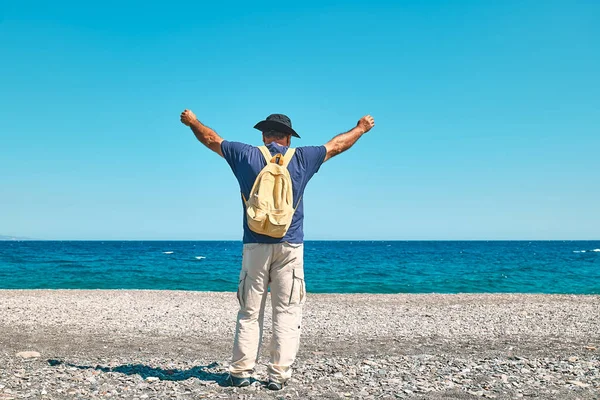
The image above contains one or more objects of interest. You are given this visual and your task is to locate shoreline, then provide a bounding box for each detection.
[1,290,599,399]
[2,288,600,295]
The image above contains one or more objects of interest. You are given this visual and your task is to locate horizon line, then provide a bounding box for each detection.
[2,239,599,242]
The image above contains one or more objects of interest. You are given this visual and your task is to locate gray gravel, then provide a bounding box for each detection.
[0,290,599,399]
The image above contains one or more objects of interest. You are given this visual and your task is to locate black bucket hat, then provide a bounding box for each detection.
[253,114,301,138]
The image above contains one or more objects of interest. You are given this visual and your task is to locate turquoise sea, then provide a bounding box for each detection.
[0,241,599,293]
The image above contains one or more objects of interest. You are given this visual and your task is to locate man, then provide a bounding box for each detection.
[180,110,375,390]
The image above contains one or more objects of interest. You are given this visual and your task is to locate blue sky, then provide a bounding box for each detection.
[1,0,598,240]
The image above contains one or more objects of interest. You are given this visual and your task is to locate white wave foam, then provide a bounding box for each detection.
[573,250,586,253]
[163,251,174,254]
[593,249,600,252]
[195,256,206,260]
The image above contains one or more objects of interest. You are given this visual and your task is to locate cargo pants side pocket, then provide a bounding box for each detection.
[237,271,248,308]
[288,268,306,306]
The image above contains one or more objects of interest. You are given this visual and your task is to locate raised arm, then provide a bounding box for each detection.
[180,109,224,157]
[323,115,375,162]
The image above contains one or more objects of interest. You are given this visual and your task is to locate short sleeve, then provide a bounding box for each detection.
[221,140,253,175]
[296,145,327,178]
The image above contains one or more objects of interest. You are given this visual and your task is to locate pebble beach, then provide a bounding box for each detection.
[1,290,599,399]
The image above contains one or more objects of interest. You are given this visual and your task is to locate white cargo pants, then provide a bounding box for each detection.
[229,242,306,383]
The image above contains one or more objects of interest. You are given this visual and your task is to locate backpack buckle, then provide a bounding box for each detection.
[270,154,284,166]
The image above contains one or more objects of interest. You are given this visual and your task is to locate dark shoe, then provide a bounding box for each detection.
[228,375,251,387]
[267,380,285,391]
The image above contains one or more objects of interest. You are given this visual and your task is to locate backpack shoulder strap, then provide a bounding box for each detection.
[282,148,296,168]
[258,146,272,164]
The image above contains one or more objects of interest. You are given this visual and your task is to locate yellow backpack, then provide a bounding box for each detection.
[242,146,300,238]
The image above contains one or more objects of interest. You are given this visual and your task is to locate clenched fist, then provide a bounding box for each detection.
[357,115,375,133]
[180,109,197,126]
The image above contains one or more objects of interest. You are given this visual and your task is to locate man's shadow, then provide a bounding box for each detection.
[47,359,231,386]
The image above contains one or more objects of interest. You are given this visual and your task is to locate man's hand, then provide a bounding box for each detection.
[180,109,198,127]
[357,115,375,133]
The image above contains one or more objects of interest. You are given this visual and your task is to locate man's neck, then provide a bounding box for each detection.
[265,140,288,147]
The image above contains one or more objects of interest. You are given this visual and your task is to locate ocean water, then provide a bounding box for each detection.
[0,241,599,294]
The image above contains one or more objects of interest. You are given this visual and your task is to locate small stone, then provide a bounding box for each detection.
[566,380,589,388]
[16,351,41,359]
[145,377,159,383]
[333,372,343,378]
[568,356,578,362]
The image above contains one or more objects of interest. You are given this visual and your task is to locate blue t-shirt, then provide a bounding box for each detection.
[221,141,327,244]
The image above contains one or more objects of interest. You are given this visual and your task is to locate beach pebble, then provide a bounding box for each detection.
[16,351,40,359]
[567,380,590,388]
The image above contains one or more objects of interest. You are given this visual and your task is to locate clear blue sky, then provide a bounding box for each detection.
[1,0,598,240]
